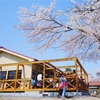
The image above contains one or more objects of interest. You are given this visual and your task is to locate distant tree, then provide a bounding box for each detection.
[65,68,73,75]
[65,68,72,72]
[17,0,100,62]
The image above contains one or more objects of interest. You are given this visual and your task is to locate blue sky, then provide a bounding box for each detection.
[0,0,100,77]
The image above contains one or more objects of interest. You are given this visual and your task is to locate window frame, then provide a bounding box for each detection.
[0,71,7,80]
[8,70,22,79]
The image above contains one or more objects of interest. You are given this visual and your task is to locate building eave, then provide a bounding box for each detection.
[0,46,36,61]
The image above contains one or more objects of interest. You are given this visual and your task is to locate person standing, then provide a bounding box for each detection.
[37,73,42,88]
[58,74,68,98]
[37,73,42,81]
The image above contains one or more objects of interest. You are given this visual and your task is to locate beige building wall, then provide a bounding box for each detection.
[0,51,32,79]
[0,52,28,64]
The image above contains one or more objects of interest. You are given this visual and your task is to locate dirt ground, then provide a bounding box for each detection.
[0,96,100,100]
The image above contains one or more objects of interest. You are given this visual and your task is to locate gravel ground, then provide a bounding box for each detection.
[0,96,100,100]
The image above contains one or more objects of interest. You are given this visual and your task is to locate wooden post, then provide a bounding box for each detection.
[84,73,87,83]
[0,66,2,89]
[86,73,88,82]
[54,67,56,89]
[75,60,78,91]
[15,65,19,89]
[43,62,46,90]
[22,65,25,78]
[0,66,2,79]
[54,67,56,79]
[16,65,19,79]
[80,68,82,79]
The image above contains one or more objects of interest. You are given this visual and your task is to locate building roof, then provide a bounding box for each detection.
[0,46,36,61]
[89,81,100,86]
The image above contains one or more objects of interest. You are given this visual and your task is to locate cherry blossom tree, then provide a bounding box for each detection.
[17,0,100,62]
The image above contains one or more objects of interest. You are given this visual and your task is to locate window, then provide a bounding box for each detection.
[8,70,22,79]
[0,71,7,80]
[8,70,16,79]
[17,70,22,79]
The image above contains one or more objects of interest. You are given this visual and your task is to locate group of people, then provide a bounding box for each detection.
[30,73,42,89]
[30,73,68,98]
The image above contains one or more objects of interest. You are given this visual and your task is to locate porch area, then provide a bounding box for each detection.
[0,57,88,92]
